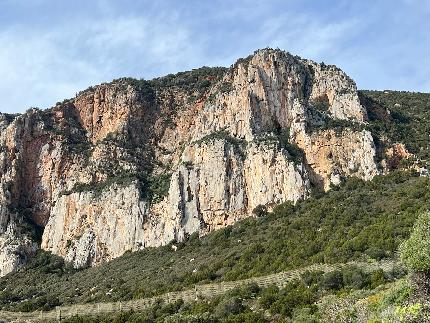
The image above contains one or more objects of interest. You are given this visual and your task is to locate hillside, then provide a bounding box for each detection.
[360,90,430,167]
[0,260,401,322]
[0,171,427,312]
[0,48,430,322]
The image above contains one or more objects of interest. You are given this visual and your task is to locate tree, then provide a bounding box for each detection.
[400,212,430,272]
[322,270,343,290]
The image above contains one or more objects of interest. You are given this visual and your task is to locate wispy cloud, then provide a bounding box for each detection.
[0,0,428,113]
[0,7,205,112]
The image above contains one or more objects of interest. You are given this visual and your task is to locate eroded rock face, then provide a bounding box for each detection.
[383,143,411,171]
[0,48,382,273]
[41,183,147,267]
[294,129,378,190]
[0,215,38,277]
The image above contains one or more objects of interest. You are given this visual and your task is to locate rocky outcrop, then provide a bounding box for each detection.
[0,48,382,274]
[383,143,411,171]
[41,183,147,267]
[0,215,38,277]
[294,129,377,190]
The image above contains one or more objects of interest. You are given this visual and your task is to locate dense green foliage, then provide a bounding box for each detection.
[306,90,430,145]
[360,90,430,164]
[307,94,365,134]
[0,171,427,312]
[400,212,430,272]
[121,79,156,104]
[115,66,227,105]
[152,66,227,104]
[151,67,227,92]
[39,107,93,157]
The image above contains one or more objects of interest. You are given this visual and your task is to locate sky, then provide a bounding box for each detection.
[0,0,429,113]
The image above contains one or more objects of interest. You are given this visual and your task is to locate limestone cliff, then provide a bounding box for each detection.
[0,48,383,273]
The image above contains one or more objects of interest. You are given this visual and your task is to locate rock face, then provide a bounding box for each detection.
[0,48,381,273]
[0,216,38,277]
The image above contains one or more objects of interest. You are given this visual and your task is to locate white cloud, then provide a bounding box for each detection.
[0,1,428,113]
[0,11,205,113]
[256,13,361,61]
[0,27,102,112]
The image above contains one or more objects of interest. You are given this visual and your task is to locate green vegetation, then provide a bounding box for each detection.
[275,128,305,164]
[400,212,430,272]
[283,142,304,164]
[254,129,305,164]
[194,130,245,147]
[306,93,360,134]
[360,90,430,164]
[151,67,226,93]
[0,112,20,123]
[152,66,227,104]
[232,53,253,70]
[312,118,365,134]
[305,90,430,159]
[7,206,44,242]
[114,66,227,106]
[193,130,247,159]
[63,171,171,204]
[252,205,268,218]
[62,286,264,322]
[310,95,330,112]
[64,172,138,197]
[0,170,427,312]
[306,100,365,134]
[38,107,93,159]
[144,172,172,203]
[218,82,233,94]
[61,265,403,322]
[121,78,156,104]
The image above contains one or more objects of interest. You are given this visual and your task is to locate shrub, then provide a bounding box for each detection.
[380,279,412,307]
[322,270,344,290]
[267,281,317,317]
[360,91,430,163]
[228,283,260,299]
[219,82,233,93]
[259,284,280,309]
[370,269,386,289]
[252,205,268,218]
[284,142,304,164]
[292,307,319,323]
[365,247,386,260]
[214,296,244,318]
[221,312,266,323]
[310,95,330,112]
[301,270,324,287]
[342,266,369,290]
[400,212,430,272]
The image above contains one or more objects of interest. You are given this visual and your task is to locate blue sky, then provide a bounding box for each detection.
[0,0,428,113]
